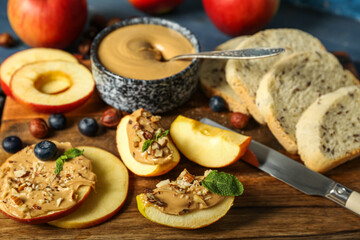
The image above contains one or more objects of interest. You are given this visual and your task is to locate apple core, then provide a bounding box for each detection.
[34,71,72,95]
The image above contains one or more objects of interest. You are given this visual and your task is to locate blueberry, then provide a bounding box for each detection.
[78,117,98,136]
[34,140,57,161]
[2,136,22,153]
[209,96,226,112]
[48,114,67,130]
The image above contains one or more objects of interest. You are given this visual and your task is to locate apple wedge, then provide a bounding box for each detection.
[136,193,234,229]
[49,146,129,228]
[10,60,95,113]
[0,48,78,96]
[170,115,251,168]
[116,115,180,177]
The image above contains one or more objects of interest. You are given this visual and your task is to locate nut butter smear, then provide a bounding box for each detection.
[127,108,173,165]
[98,24,195,80]
[142,169,225,215]
[0,142,96,219]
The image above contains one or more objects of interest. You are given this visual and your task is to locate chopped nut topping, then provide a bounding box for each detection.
[144,169,225,215]
[10,195,23,206]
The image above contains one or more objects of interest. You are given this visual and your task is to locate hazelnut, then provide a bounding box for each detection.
[29,118,49,138]
[0,33,15,48]
[230,112,249,129]
[106,17,122,27]
[78,39,92,55]
[101,108,122,128]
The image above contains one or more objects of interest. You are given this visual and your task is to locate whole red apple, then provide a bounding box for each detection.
[128,0,184,15]
[7,0,87,49]
[202,0,280,36]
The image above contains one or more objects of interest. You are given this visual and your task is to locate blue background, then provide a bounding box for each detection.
[1,0,360,72]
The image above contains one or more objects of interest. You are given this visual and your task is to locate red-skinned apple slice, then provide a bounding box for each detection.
[0,142,94,224]
[49,146,129,228]
[137,193,234,229]
[10,60,95,113]
[170,115,251,168]
[0,48,78,96]
[0,187,91,224]
[116,115,180,177]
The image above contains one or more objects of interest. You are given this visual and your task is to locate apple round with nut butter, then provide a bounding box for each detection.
[10,60,95,113]
[0,141,95,224]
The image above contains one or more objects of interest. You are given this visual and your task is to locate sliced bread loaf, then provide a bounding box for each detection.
[226,28,326,124]
[199,36,249,114]
[256,51,358,154]
[296,85,360,172]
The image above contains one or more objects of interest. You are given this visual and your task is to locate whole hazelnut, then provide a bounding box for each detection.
[0,33,15,48]
[29,118,49,138]
[101,108,122,128]
[106,17,122,27]
[230,112,249,129]
[78,39,92,55]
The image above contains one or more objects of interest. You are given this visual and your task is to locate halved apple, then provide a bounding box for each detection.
[116,115,180,177]
[0,48,78,96]
[136,193,234,229]
[170,115,251,168]
[49,146,129,228]
[10,60,95,113]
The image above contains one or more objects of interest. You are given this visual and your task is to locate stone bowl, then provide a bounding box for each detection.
[90,17,200,114]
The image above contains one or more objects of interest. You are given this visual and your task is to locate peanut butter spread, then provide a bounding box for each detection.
[0,142,96,219]
[98,24,195,80]
[127,109,173,165]
[143,169,225,215]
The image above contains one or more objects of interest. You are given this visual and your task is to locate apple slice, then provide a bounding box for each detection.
[136,193,234,229]
[170,115,251,168]
[49,146,129,228]
[0,48,78,96]
[116,115,180,177]
[10,60,95,113]
[0,142,94,224]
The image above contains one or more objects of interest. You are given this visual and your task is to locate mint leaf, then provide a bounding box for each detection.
[202,170,244,196]
[54,148,83,175]
[142,140,153,152]
[155,130,169,141]
[64,148,84,159]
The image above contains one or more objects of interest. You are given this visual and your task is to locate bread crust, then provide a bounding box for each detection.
[296,86,360,172]
[199,36,249,114]
[226,28,326,125]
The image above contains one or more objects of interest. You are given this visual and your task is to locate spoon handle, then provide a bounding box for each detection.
[169,47,285,61]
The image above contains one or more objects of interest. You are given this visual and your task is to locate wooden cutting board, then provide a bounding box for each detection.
[0,52,359,239]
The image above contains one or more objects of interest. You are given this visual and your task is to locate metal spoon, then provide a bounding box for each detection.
[168,47,285,61]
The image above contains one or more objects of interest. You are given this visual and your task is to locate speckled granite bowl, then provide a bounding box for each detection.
[91,17,200,114]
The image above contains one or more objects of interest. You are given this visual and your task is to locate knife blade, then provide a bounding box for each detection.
[200,117,360,216]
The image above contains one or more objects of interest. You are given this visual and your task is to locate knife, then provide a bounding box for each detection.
[200,118,360,216]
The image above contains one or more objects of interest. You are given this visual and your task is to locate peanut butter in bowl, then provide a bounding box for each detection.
[97,24,195,80]
[91,17,201,114]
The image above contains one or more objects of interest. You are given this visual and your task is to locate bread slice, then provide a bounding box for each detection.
[296,86,360,172]
[256,51,358,154]
[226,28,326,124]
[199,36,249,114]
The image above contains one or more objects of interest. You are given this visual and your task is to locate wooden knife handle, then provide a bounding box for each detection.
[345,191,360,215]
